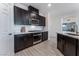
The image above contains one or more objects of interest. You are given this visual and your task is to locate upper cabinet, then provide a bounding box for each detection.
[14,6,23,25]
[28,5,39,14]
[14,6,29,25]
[21,8,29,25]
[39,15,45,26]
[14,5,46,26]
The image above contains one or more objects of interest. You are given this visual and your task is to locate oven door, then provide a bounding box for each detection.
[33,33,42,44]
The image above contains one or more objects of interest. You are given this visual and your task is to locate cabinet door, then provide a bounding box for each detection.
[57,34,64,54]
[39,15,45,26]
[14,34,33,52]
[14,6,24,25]
[22,9,29,25]
[77,40,79,56]
[42,32,48,41]
[24,34,33,48]
[41,16,45,26]
[28,5,39,14]
[64,36,76,56]
[14,35,25,52]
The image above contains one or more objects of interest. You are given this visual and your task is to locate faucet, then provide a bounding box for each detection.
[75,24,78,34]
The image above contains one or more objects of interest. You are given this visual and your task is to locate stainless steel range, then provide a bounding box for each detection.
[28,30,42,44]
[33,33,42,44]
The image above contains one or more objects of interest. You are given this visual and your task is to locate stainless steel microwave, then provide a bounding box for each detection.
[29,19,39,25]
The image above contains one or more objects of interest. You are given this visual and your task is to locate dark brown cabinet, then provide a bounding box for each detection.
[57,34,64,54]
[14,34,33,52]
[42,31,48,41]
[39,15,45,26]
[14,6,23,25]
[24,34,33,48]
[41,17,45,26]
[14,6,46,26]
[64,36,76,56]
[14,34,25,52]
[57,33,77,56]
[28,5,39,14]
[77,40,79,56]
[14,6,30,25]
[14,32,48,53]
[21,9,30,25]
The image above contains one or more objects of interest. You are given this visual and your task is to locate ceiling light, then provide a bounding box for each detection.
[48,3,51,7]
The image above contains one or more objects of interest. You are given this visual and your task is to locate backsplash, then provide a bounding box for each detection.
[14,25,44,33]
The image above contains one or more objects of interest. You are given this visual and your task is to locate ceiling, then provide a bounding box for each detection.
[24,3,79,16]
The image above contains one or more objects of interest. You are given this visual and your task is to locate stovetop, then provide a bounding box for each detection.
[28,30,43,32]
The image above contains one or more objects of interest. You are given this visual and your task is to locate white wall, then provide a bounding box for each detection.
[48,13,62,38]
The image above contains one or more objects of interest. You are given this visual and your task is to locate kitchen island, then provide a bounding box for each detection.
[57,32,79,56]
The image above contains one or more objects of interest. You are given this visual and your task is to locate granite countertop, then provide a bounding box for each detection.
[14,31,48,35]
[57,32,79,39]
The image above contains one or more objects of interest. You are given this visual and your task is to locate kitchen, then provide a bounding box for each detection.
[0,3,79,56]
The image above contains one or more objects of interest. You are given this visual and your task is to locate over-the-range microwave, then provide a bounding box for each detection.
[29,19,39,25]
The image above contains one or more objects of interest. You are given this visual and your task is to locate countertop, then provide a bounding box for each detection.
[57,32,79,39]
[14,31,48,35]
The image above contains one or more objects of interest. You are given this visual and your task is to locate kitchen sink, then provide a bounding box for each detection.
[66,33,79,36]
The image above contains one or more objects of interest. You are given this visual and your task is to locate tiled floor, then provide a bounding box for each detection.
[15,38,63,56]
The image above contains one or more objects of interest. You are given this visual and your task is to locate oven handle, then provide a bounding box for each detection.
[33,34,42,36]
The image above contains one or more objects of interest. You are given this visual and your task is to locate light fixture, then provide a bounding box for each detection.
[48,3,52,7]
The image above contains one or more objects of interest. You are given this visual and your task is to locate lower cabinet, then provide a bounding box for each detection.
[77,40,79,56]
[14,32,48,53]
[14,34,33,52]
[24,34,33,48]
[57,33,77,56]
[14,34,25,52]
[42,31,48,41]
[64,36,76,56]
[57,34,64,54]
